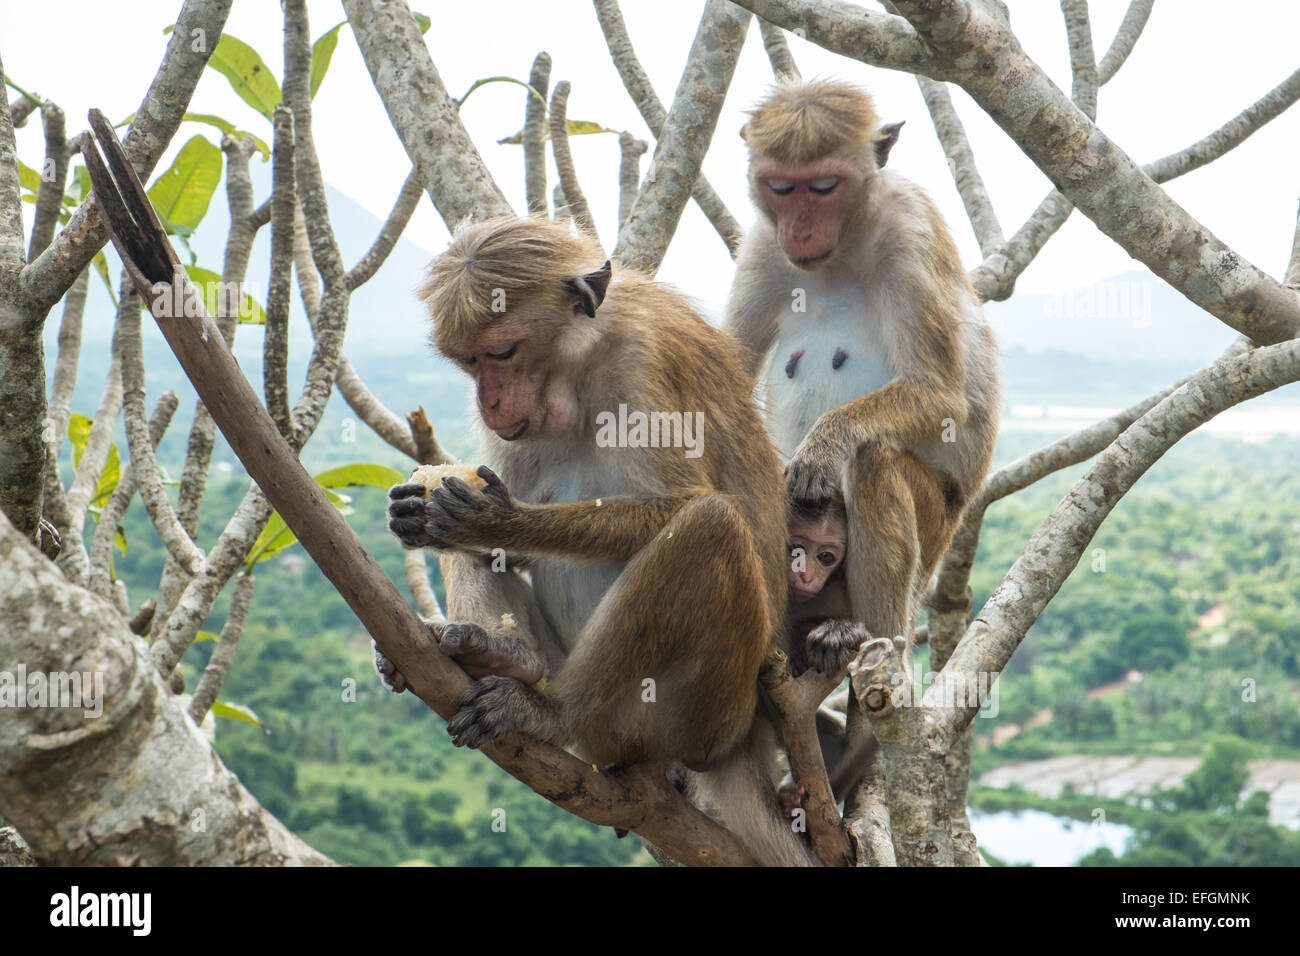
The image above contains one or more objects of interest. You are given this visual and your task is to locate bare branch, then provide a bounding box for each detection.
[7,93,38,128]
[343,0,513,226]
[189,572,255,724]
[972,66,1300,301]
[757,18,801,80]
[934,336,1300,741]
[618,132,648,232]
[0,58,28,270]
[1096,0,1154,86]
[404,549,446,623]
[118,284,204,576]
[614,0,751,275]
[1287,194,1300,289]
[407,406,453,466]
[523,52,552,215]
[88,391,179,599]
[884,0,1300,344]
[916,78,1004,256]
[265,106,295,440]
[1144,67,1300,183]
[28,101,68,260]
[549,81,600,244]
[62,323,123,553]
[1060,0,1098,120]
[593,0,743,255]
[346,165,423,290]
[19,0,234,312]
[762,649,853,866]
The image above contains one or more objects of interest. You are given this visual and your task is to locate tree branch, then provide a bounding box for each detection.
[346,165,422,291]
[189,571,255,724]
[523,52,551,215]
[343,0,512,226]
[1096,0,1153,86]
[549,81,600,244]
[593,0,744,256]
[87,391,179,599]
[1060,0,1098,120]
[886,0,1300,344]
[618,131,648,232]
[19,0,232,313]
[265,106,295,440]
[933,336,1300,742]
[613,0,750,275]
[757,17,801,80]
[27,100,68,260]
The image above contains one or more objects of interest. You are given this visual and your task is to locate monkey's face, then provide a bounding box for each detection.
[753,160,858,269]
[458,332,548,442]
[787,511,847,603]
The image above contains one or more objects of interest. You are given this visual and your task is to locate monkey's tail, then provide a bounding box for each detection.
[686,719,819,867]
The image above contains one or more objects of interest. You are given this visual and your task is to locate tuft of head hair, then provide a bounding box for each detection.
[789,493,848,527]
[418,215,606,356]
[743,79,881,167]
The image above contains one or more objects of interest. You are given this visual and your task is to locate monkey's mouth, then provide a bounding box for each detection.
[496,418,530,441]
[790,250,832,268]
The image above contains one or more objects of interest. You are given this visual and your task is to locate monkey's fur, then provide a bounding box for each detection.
[387,216,818,865]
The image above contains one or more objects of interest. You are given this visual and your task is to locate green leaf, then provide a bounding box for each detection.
[412,11,431,33]
[68,414,92,469]
[114,526,128,556]
[185,265,265,324]
[310,22,347,98]
[90,443,122,509]
[456,76,545,108]
[212,700,263,727]
[313,463,406,491]
[91,251,117,307]
[70,166,93,203]
[206,33,282,119]
[17,159,42,194]
[148,135,223,236]
[497,118,620,146]
[195,631,221,643]
[245,511,298,569]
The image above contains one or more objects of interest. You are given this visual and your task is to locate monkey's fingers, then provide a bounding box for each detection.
[373,641,407,694]
[806,619,872,676]
[447,676,528,748]
[475,465,513,505]
[436,622,544,683]
[389,482,426,501]
[437,475,486,508]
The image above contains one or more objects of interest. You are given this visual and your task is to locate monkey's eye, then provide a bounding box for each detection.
[766,178,795,196]
[486,342,518,360]
[816,550,839,567]
[809,178,839,196]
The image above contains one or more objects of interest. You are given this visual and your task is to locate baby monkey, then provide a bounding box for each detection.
[782,496,880,815]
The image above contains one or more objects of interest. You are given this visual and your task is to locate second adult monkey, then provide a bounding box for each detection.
[727,79,1001,661]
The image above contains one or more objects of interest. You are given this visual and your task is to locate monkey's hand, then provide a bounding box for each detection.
[417,467,523,551]
[806,619,872,676]
[778,782,807,820]
[373,640,407,694]
[436,621,544,684]
[784,416,862,508]
[388,482,454,549]
[447,675,558,749]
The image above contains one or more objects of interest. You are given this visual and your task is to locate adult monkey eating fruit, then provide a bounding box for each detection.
[726,80,1001,786]
[384,216,815,865]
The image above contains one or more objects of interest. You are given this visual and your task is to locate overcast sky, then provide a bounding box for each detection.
[7,0,1300,321]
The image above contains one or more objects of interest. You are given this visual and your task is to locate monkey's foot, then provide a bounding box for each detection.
[778,782,807,820]
[447,675,553,749]
[806,619,872,676]
[373,641,407,694]
[436,621,544,684]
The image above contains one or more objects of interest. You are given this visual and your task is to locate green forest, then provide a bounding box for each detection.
[90,394,1300,866]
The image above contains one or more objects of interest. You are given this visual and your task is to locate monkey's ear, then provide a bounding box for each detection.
[875,120,904,168]
[563,260,612,318]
